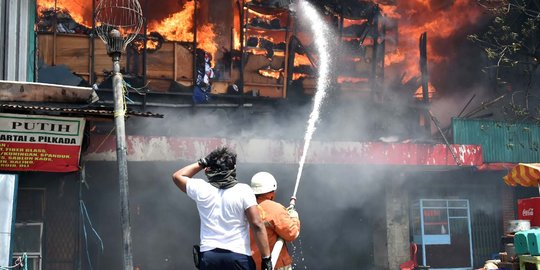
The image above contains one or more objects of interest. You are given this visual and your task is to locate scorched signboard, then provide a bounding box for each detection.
[0,113,85,172]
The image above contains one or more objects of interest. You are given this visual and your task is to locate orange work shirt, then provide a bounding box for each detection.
[250,199,301,270]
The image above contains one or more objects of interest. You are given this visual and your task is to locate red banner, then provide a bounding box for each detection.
[0,113,85,172]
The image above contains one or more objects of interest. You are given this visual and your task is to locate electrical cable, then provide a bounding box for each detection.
[80,200,104,270]
[125,95,135,104]
[123,81,136,104]
[91,127,116,154]
[0,253,27,270]
[123,80,149,95]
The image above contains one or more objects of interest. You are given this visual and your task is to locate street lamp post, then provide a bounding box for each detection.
[94,1,143,269]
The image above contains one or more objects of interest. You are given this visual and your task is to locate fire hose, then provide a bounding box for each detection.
[270,196,297,269]
[271,171,302,269]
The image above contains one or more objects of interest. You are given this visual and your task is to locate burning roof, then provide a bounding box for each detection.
[34,0,486,103]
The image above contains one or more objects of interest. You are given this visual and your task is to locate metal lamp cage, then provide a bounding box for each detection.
[95,0,144,55]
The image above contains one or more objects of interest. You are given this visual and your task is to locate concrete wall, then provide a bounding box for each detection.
[84,135,484,166]
[372,174,411,270]
[385,174,411,269]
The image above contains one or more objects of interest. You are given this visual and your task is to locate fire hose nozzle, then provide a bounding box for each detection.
[289,197,297,207]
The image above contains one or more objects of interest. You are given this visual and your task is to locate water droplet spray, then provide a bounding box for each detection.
[272,0,333,268]
[290,0,333,206]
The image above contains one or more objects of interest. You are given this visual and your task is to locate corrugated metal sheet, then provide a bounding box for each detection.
[453,118,540,163]
[0,103,164,118]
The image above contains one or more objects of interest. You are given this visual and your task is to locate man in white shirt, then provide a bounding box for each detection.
[172,147,272,270]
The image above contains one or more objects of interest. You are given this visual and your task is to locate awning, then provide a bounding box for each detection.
[0,80,98,103]
[503,163,540,187]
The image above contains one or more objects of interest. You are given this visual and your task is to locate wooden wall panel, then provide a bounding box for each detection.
[147,79,172,92]
[37,34,54,66]
[243,54,283,85]
[93,40,127,83]
[248,85,283,98]
[36,34,287,97]
[55,35,90,75]
[174,43,193,82]
[146,42,174,80]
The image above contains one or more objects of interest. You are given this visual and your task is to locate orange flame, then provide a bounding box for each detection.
[258,67,282,79]
[246,48,285,57]
[379,4,400,19]
[247,8,280,20]
[414,82,436,100]
[292,73,309,80]
[233,28,241,50]
[384,48,406,66]
[37,0,92,27]
[379,0,483,83]
[294,54,312,67]
[248,35,275,43]
[343,18,368,28]
[148,1,217,62]
[133,39,160,52]
[148,2,195,42]
[37,0,218,62]
[147,39,160,50]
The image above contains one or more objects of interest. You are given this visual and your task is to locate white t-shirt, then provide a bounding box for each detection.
[186,177,257,255]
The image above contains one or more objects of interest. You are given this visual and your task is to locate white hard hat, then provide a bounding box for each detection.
[250,172,277,195]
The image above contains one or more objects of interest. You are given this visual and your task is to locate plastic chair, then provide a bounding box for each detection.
[399,243,418,270]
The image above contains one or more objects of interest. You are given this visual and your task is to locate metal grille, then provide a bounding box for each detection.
[42,179,79,270]
[469,189,503,269]
[16,189,45,222]
[471,210,501,267]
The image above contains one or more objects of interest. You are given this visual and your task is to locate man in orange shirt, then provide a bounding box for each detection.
[250,172,301,270]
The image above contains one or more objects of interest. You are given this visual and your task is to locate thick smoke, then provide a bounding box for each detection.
[82,0,509,269]
[88,97,506,269]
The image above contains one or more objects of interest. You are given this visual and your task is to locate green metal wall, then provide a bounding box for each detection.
[452,118,540,163]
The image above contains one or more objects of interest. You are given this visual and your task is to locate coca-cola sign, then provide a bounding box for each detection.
[518,197,540,227]
[523,208,534,217]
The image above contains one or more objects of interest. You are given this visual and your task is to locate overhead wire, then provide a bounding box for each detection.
[80,200,104,270]
[79,164,104,270]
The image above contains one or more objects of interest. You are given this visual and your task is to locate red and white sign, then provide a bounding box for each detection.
[518,197,540,227]
[0,113,85,172]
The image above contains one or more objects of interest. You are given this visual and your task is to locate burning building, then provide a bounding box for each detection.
[33,0,392,101]
[2,0,534,270]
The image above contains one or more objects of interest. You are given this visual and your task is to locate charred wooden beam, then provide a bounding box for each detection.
[238,0,245,93]
[370,5,380,102]
[419,32,431,134]
[91,0,96,85]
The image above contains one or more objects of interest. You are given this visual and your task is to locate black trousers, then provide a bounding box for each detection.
[200,248,256,270]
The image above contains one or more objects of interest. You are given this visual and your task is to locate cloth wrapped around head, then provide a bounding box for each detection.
[204,147,238,189]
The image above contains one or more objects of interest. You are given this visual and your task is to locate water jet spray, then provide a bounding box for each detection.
[271,0,333,268]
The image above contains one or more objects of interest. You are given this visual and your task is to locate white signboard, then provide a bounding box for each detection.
[0,174,17,268]
[0,113,85,172]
